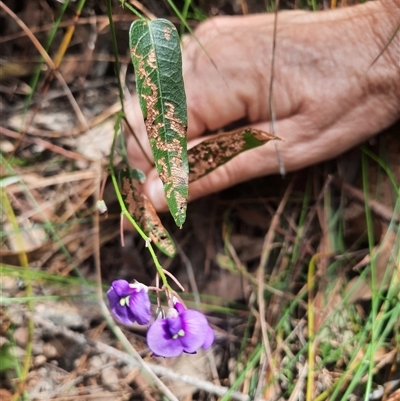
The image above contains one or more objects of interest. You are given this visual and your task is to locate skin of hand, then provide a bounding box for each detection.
[125,0,400,212]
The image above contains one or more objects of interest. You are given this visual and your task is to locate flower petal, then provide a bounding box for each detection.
[202,325,214,350]
[106,287,119,310]
[179,310,208,353]
[166,315,183,336]
[147,319,184,357]
[107,287,132,324]
[111,279,133,297]
[173,300,185,314]
[129,287,151,325]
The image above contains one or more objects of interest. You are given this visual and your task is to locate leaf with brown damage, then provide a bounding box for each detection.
[119,167,176,258]
[188,128,281,182]
[129,19,188,228]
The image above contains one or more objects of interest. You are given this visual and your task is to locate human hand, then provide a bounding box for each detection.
[125,0,400,211]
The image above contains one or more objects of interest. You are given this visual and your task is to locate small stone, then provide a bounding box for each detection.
[14,327,29,347]
[101,366,119,391]
[42,343,58,359]
[14,346,26,358]
[42,339,65,360]
[8,305,24,326]
[121,364,135,377]
[32,338,44,356]
[33,355,47,367]
[89,355,103,370]
[1,276,18,292]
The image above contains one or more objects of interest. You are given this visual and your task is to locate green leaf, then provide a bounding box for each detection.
[129,167,146,184]
[0,343,18,372]
[130,19,188,228]
[188,128,280,182]
[119,167,176,258]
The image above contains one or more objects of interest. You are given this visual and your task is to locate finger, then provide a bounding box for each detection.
[125,95,154,173]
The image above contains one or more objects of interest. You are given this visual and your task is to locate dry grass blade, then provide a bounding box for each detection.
[334,177,398,223]
[6,170,97,193]
[256,180,293,398]
[0,126,93,162]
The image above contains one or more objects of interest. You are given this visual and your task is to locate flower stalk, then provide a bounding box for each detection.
[108,121,170,290]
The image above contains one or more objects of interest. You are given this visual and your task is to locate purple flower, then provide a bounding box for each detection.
[147,301,214,357]
[107,279,151,325]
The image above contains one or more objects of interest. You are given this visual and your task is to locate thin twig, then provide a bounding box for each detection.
[162,268,186,292]
[292,173,334,274]
[128,0,157,20]
[288,362,308,401]
[368,22,400,69]
[175,240,200,304]
[0,126,94,163]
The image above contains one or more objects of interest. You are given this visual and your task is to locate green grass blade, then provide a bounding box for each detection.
[130,19,188,228]
[220,344,263,401]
